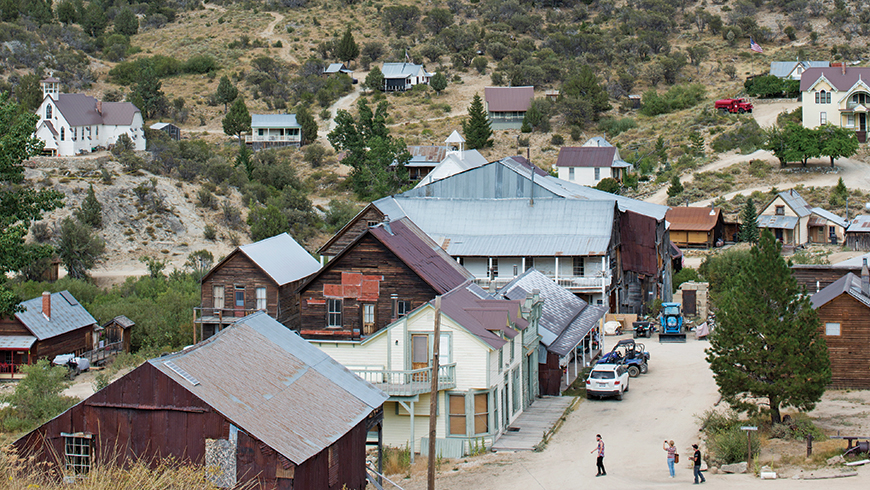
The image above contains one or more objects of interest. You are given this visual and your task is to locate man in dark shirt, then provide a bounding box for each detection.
[692,444,706,484]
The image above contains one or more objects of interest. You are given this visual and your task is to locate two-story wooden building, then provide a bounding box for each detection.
[196,233,321,339]
[296,218,474,341]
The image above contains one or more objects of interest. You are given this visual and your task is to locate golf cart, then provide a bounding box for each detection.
[597,339,650,377]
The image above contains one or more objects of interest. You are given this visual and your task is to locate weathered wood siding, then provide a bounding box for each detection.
[279,277,309,326]
[202,252,279,318]
[298,234,439,340]
[791,265,857,294]
[0,316,30,336]
[32,324,93,361]
[817,293,870,389]
[846,233,870,251]
[319,207,385,257]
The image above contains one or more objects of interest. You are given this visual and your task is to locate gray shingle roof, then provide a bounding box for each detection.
[150,312,387,465]
[811,272,870,309]
[53,94,139,126]
[238,233,321,286]
[498,269,606,356]
[15,291,97,341]
[251,114,300,128]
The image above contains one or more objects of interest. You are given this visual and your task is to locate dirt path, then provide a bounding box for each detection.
[399,335,867,489]
[258,11,299,65]
[320,82,364,140]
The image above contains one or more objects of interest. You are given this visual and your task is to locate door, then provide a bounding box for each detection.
[682,290,696,316]
[234,287,245,317]
[861,113,867,131]
[774,229,783,241]
[411,334,429,382]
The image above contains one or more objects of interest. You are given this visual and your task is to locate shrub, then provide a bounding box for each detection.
[640,84,706,117]
[708,426,760,464]
[221,202,242,229]
[183,54,217,74]
[1,359,76,432]
[598,117,637,136]
[595,178,620,194]
[550,134,564,145]
[711,119,764,153]
[203,224,217,240]
[673,267,701,293]
[748,159,770,178]
[196,187,218,209]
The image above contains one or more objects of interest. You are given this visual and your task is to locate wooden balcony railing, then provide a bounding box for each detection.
[473,274,611,291]
[351,363,457,396]
[194,307,264,324]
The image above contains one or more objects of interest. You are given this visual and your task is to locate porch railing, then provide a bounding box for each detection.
[473,274,611,291]
[194,306,263,324]
[351,363,456,396]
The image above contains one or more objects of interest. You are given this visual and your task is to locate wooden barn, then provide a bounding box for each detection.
[0,291,97,373]
[846,215,870,251]
[296,217,474,341]
[196,233,321,340]
[14,312,388,490]
[94,315,134,354]
[665,207,725,249]
[810,260,870,389]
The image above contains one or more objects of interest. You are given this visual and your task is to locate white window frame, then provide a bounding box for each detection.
[594,167,601,180]
[362,303,375,325]
[327,299,342,327]
[847,114,855,127]
[213,285,224,310]
[820,112,827,125]
[573,257,585,277]
[256,287,267,310]
[825,322,841,336]
[568,167,574,180]
[62,433,92,474]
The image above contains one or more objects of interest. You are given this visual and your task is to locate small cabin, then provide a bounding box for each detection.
[245,114,302,150]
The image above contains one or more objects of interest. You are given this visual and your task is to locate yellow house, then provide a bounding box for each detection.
[758,189,848,246]
[801,65,870,142]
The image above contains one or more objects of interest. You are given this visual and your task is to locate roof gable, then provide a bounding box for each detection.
[15,291,97,340]
[555,146,618,168]
[484,86,534,112]
[204,233,320,286]
[666,207,722,231]
[811,272,870,309]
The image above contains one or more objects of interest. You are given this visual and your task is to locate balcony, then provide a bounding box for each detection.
[244,134,302,143]
[351,363,457,396]
[473,274,611,292]
[194,306,264,325]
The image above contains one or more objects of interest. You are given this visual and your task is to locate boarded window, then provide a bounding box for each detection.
[328,446,338,486]
[214,285,225,309]
[256,287,267,310]
[474,393,489,435]
[448,394,466,435]
[62,433,92,474]
[826,322,841,336]
[573,257,584,277]
[327,299,342,327]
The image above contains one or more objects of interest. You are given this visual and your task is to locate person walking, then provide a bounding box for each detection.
[663,440,677,478]
[591,434,606,476]
[691,444,706,484]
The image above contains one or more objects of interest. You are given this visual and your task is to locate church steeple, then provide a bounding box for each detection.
[40,75,60,100]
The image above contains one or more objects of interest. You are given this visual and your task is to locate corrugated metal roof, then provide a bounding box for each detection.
[556,147,618,168]
[369,218,474,294]
[405,146,447,166]
[666,207,721,232]
[847,215,870,233]
[382,63,427,78]
[757,214,799,229]
[0,336,37,349]
[414,150,489,187]
[251,114,299,128]
[372,197,614,256]
[776,190,812,217]
[800,66,870,91]
[324,63,352,74]
[150,122,170,129]
[239,233,321,286]
[436,283,521,349]
[498,269,606,356]
[582,136,612,148]
[150,312,387,465]
[484,86,534,112]
[770,61,828,78]
[810,207,848,228]
[811,272,870,309]
[836,251,870,267]
[15,291,97,341]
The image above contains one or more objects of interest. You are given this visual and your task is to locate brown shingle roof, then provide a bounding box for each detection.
[53,94,140,126]
[555,146,617,168]
[800,66,870,92]
[484,86,534,112]
[666,207,721,232]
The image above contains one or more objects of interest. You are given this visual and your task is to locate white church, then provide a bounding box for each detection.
[34,76,146,156]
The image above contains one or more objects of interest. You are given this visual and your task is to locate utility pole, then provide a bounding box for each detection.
[427,296,442,490]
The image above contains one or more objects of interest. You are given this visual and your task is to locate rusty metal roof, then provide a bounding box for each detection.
[757,214,799,230]
[405,145,448,166]
[369,218,475,294]
[484,86,534,112]
[847,215,870,233]
[666,207,721,232]
[150,312,387,465]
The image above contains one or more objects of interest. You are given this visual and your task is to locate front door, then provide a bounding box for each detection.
[411,334,429,381]
[234,287,246,317]
[861,113,867,132]
[683,290,697,316]
[774,229,783,241]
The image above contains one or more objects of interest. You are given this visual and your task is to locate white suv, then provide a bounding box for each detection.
[585,363,630,400]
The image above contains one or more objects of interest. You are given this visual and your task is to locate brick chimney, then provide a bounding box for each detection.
[862,258,869,298]
[96,100,102,115]
[42,291,51,320]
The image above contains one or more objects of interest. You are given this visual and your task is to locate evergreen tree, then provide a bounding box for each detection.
[235,146,254,179]
[223,98,251,147]
[74,184,102,228]
[365,66,384,93]
[56,0,77,24]
[430,72,447,95]
[215,75,238,114]
[560,65,611,122]
[81,1,108,37]
[114,7,138,36]
[706,230,830,424]
[0,93,64,315]
[14,73,43,111]
[56,217,105,280]
[130,66,164,119]
[335,26,359,65]
[737,198,759,243]
[666,175,683,197]
[295,104,318,146]
[462,93,492,149]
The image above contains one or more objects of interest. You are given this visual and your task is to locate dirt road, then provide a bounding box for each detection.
[401,335,866,489]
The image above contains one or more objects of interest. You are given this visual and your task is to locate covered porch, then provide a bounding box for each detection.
[757,215,798,246]
[0,336,35,379]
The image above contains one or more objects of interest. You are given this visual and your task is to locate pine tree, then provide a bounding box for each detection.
[215,76,238,114]
[295,104,318,146]
[75,184,102,228]
[666,175,683,197]
[81,1,108,37]
[223,98,251,147]
[130,66,164,119]
[365,66,384,93]
[462,94,492,149]
[430,72,447,95]
[114,7,138,36]
[738,198,759,243]
[335,26,359,65]
[706,230,830,424]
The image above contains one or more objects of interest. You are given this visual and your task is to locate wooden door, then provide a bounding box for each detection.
[411,334,429,382]
[683,290,697,316]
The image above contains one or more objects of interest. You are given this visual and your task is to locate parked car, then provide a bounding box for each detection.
[585,363,629,400]
[52,353,90,379]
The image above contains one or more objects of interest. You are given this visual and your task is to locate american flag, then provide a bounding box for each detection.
[750,38,763,53]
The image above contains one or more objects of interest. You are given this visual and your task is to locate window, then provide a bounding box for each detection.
[826,91,832,104]
[234,286,245,308]
[847,114,855,127]
[63,433,92,474]
[817,90,831,104]
[490,261,498,279]
[448,394,466,435]
[568,167,575,180]
[73,127,77,140]
[327,299,342,327]
[362,303,375,328]
[573,257,585,277]
[256,287,267,310]
[1,351,11,364]
[473,393,488,435]
[394,300,411,317]
[775,205,785,216]
[213,285,225,309]
[60,127,65,141]
[815,92,819,104]
[594,167,600,180]
[258,128,264,136]
[46,104,52,119]
[367,220,379,227]
[826,322,841,336]
[820,112,827,125]
[498,347,503,373]
[95,126,98,137]
[510,337,515,362]
[412,334,429,364]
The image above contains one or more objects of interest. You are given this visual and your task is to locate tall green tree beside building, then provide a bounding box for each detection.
[737,198,759,243]
[215,75,238,114]
[462,93,492,149]
[335,26,360,65]
[295,104,318,146]
[223,98,251,147]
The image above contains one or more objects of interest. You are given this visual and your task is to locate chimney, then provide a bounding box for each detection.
[862,258,869,297]
[843,62,846,76]
[96,100,102,115]
[42,291,51,320]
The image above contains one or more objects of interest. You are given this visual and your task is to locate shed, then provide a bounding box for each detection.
[323,63,353,76]
[846,215,870,251]
[810,262,870,388]
[95,315,134,354]
[666,207,725,248]
[149,122,181,140]
[14,312,388,489]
